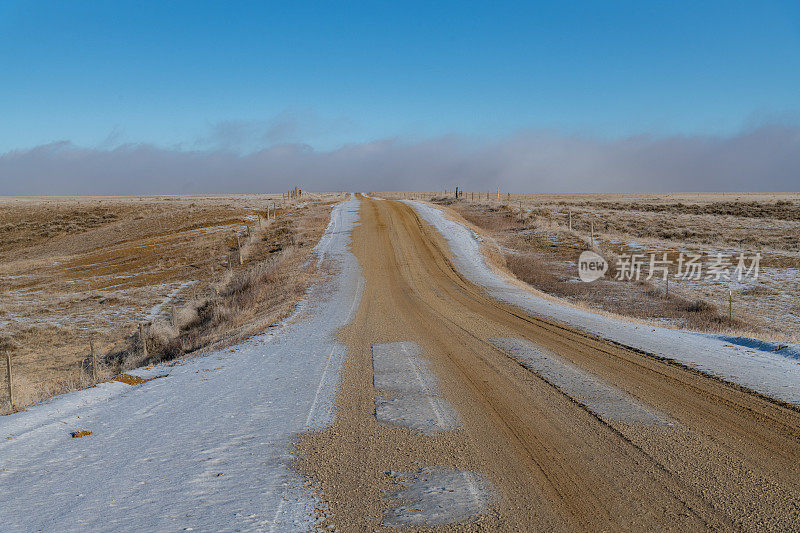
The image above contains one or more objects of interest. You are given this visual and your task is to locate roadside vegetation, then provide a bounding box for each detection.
[383,191,800,342]
[0,194,342,413]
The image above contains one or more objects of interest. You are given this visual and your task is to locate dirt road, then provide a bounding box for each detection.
[298,197,800,531]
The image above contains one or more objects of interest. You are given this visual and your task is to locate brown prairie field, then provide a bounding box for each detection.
[0,193,344,412]
[4,190,800,414]
[381,191,800,341]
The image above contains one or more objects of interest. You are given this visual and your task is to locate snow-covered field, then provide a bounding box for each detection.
[406,200,800,406]
[0,197,364,531]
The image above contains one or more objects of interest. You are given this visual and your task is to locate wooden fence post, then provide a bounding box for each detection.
[5,349,12,411]
[236,233,243,265]
[568,210,572,231]
[590,221,594,246]
[90,338,97,381]
[139,323,148,359]
[729,289,733,321]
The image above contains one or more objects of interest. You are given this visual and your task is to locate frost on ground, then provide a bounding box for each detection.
[0,197,364,532]
[144,280,198,321]
[405,200,800,406]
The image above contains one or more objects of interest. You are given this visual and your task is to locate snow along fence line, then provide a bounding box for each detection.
[404,200,800,407]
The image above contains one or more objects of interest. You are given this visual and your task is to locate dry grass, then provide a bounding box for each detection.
[380,191,800,341]
[0,193,344,413]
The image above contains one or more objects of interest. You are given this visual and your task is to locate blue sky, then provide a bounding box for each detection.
[1,0,798,154]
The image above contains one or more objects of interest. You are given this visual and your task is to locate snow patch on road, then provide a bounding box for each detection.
[491,337,671,425]
[383,467,494,527]
[405,200,800,406]
[372,342,460,434]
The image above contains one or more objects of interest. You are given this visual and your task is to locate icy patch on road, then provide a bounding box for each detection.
[405,200,800,406]
[0,197,364,532]
[372,342,460,434]
[491,337,671,425]
[383,467,494,527]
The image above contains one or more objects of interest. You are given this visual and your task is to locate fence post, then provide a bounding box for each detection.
[5,349,12,412]
[568,210,572,231]
[90,338,97,381]
[139,323,148,359]
[665,275,669,298]
[729,289,732,321]
[590,221,594,246]
[236,233,243,265]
